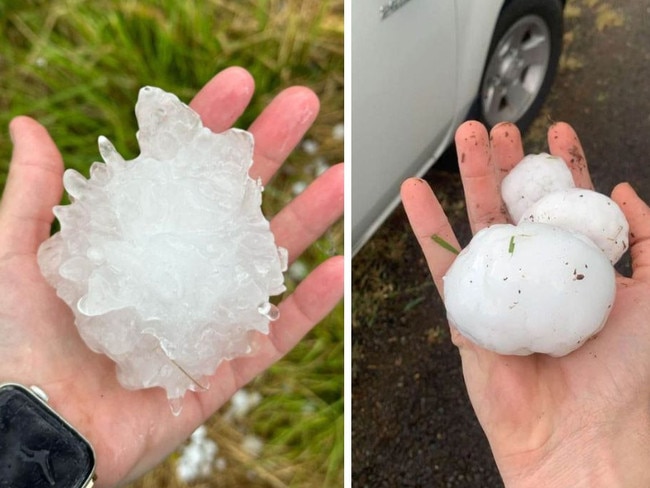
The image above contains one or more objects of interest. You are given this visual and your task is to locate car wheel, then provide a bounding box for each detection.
[480,0,563,130]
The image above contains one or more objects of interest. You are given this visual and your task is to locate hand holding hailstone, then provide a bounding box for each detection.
[0,67,343,486]
[402,121,650,487]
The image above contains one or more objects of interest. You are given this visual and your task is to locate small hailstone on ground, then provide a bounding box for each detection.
[291,180,308,195]
[176,425,218,482]
[289,259,309,282]
[301,138,319,155]
[332,122,344,141]
[225,388,262,421]
[241,434,264,458]
[313,156,330,176]
[214,457,227,471]
[37,86,287,413]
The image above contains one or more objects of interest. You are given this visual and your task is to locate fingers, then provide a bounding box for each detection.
[223,255,343,392]
[400,177,498,361]
[489,122,524,182]
[191,68,319,187]
[247,86,320,185]
[401,176,505,381]
[188,68,329,261]
[401,178,460,294]
[270,163,343,263]
[0,117,64,255]
[190,68,332,262]
[189,66,255,133]
[547,122,593,189]
[455,121,508,232]
[611,182,650,282]
[270,255,343,355]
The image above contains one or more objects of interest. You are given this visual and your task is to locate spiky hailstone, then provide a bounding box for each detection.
[443,223,616,356]
[37,87,287,413]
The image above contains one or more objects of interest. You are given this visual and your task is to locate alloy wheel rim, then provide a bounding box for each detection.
[481,14,552,126]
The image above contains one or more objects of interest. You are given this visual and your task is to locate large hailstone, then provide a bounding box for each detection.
[443,222,616,356]
[37,86,287,412]
[501,153,575,222]
[520,188,629,264]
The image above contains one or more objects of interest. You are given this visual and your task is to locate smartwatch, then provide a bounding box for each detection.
[0,383,96,487]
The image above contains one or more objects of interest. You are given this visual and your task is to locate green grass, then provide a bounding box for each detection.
[0,1,343,486]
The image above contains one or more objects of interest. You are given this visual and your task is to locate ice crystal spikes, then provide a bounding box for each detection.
[38,87,287,412]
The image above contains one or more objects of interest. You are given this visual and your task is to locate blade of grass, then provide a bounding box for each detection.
[431,234,460,255]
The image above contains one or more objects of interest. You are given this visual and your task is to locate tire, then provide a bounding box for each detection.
[479,0,564,131]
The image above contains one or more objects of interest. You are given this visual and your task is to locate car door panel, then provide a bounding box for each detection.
[351,0,457,253]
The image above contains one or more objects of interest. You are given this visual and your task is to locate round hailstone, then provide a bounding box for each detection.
[37,87,287,412]
[501,153,575,222]
[520,188,629,264]
[443,222,616,356]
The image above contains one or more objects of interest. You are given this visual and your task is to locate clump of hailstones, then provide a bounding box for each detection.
[443,153,628,357]
[38,87,287,413]
[175,425,218,482]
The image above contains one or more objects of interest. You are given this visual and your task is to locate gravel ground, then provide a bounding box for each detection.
[352,1,650,486]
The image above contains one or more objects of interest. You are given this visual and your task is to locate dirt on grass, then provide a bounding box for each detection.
[352,0,650,485]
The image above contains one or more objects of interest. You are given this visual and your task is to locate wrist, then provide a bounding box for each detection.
[496,406,650,488]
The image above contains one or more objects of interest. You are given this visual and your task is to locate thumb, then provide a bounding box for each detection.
[611,182,650,282]
[0,116,64,254]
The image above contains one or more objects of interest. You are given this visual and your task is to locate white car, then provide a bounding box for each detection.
[351,0,565,254]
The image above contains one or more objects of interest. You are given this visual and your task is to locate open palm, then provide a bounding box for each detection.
[0,67,343,487]
[402,121,650,486]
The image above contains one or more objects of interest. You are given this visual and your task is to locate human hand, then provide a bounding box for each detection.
[0,66,343,486]
[401,121,650,487]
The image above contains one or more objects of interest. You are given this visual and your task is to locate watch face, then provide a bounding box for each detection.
[0,384,95,488]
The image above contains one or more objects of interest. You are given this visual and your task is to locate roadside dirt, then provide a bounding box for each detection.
[352,0,650,486]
